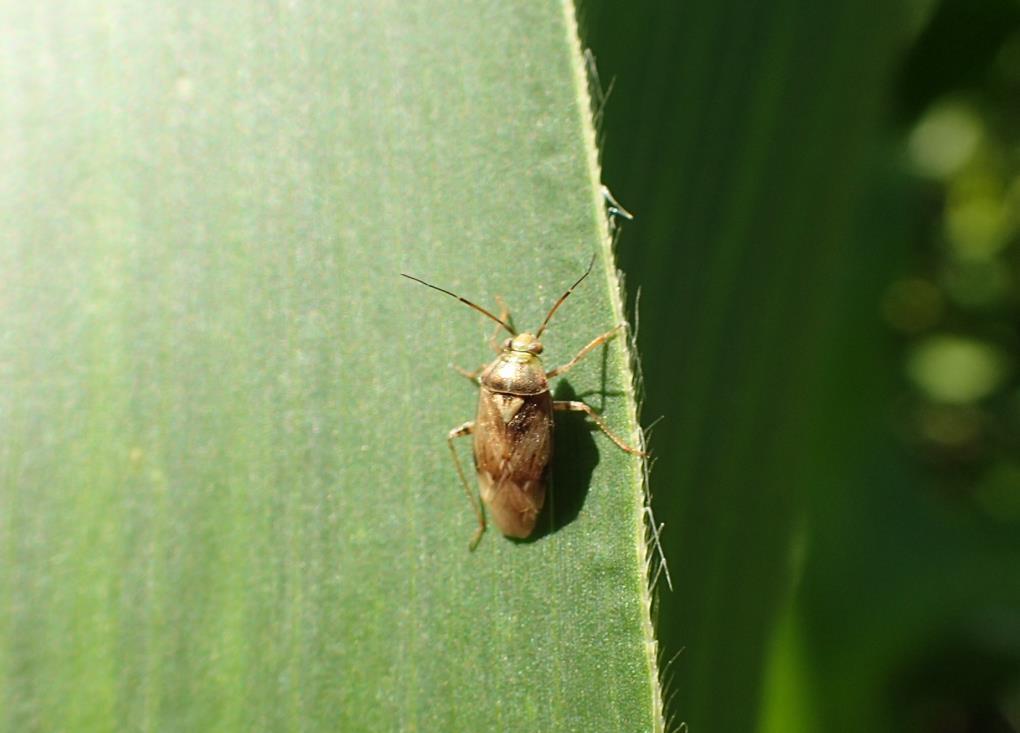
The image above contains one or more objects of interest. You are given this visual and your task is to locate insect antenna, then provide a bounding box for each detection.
[535,254,596,339]
[401,273,515,335]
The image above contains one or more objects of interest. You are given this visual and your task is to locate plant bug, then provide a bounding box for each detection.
[402,256,645,550]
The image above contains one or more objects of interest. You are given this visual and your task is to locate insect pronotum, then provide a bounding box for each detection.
[402,256,645,549]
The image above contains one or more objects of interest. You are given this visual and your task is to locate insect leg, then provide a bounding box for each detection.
[451,364,486,384]
[488,295,513,352]
[455,294,511,382]
[447,421,486,549]
[546,325,623,378]
[553,400,646,456]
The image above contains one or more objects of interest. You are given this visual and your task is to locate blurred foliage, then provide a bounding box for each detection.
[892,0,1020,529]
[583,0,1020,731]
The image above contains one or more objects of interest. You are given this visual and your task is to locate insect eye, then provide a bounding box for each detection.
[504,338,514,350]
[531,342,543,354]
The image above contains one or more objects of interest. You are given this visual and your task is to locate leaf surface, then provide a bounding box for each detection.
[0,3,661,731]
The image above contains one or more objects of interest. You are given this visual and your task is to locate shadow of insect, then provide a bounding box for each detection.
[518,378,602,542]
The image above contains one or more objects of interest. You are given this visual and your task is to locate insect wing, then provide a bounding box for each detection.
[473,389,554,538]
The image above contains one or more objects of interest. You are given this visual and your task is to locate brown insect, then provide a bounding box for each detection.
[402,256,645,549]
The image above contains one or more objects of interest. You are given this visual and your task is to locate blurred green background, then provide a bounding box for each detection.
[582,0,1020,730]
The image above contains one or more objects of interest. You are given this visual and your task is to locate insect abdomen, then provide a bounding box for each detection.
[473,387,554,538]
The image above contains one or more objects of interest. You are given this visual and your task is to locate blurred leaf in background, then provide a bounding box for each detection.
[583,0,1020,731]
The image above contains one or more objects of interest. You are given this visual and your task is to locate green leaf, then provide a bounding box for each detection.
[0,3,661,731]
